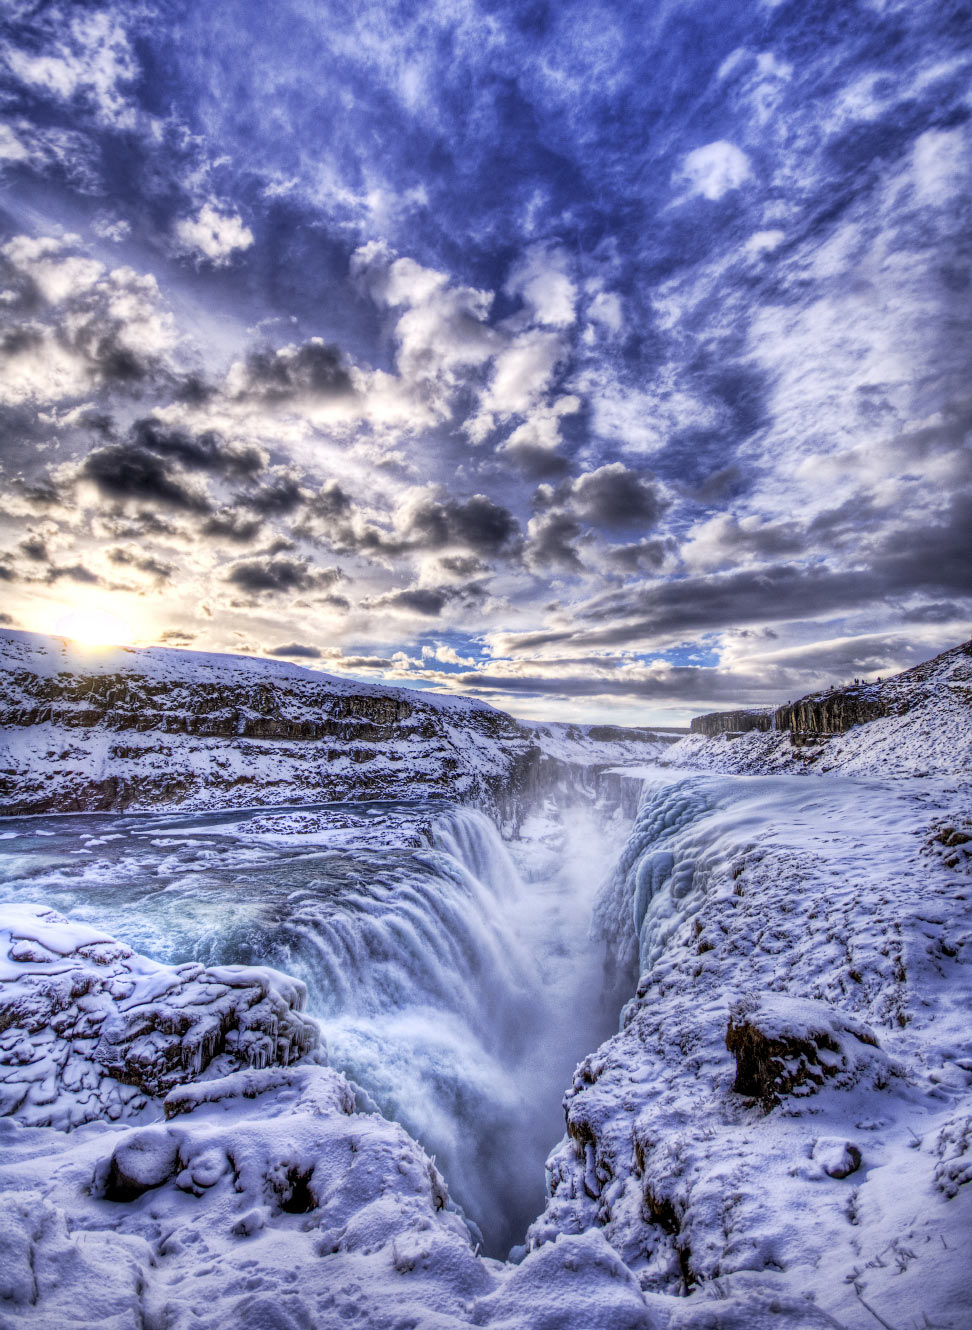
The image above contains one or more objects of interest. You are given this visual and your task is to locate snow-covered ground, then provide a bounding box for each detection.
[664,639,972,780]
[531,767,972,1329]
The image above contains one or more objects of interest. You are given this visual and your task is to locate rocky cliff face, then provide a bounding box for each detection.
[773,638,972,735]
[0,631,540,818]
[0,631,669,820]
[688,709,772,737]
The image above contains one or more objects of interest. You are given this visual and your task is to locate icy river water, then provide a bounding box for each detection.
[0,796,629,1255]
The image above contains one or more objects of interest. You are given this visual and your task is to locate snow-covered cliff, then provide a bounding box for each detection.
[0,630,672,819]
[1,634,970,1329]
[666,637,972,778]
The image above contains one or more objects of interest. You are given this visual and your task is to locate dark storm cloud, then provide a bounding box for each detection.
[500,441,572,479]
[339,654,394,669]
[604,538,674,573]
[224,556,341,594]
[18,536,48,562]
[331,493,521,561]
[131,418,265,478]
[268,642,321,658]
[202,509,264,543]
[903,601,966,624]
[438,554,489,576]
[524,466,667,571]
[525,511,585,570]
[236,341,354,402]
[107,547,173,580]
[506,492,972,652]
[568,465,669,530]
[305,481,352,518]
[408,495,521,556]
[81,444,211,512]
[243,475,304,516]
[371,588,450,616]
[44,563,100,585]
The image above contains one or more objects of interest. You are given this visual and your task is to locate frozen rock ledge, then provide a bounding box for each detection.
[0,903,319,1129]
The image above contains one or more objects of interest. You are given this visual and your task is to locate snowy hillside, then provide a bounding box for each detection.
[0,630,671,819]
[665,637,972,778]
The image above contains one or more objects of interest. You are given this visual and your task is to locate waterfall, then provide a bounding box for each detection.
[431,806,522,900]
[0,797,626,1258]
[593,776,720,985]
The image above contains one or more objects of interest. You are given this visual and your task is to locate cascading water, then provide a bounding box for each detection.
[0,797,626,1256]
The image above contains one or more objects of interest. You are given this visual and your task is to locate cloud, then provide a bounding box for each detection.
[267,642,321,658]
[44,562,100,585]
[506,246,576,327]
[405,493,521,556]
[131,418,266,478]
[107,547,172,580]
[242,474,305,516]
[369,587,450,616]
[79,443,211,512]
[681,513,804,572]
[675,140,752,201]
[230,340,354,402]
[174,203,254,265]
[224,556,341,595]
[202,510,264,543]
[568,464,668,530]
[0,235,176,404]
[525,510,585,570]
[2,10,138,128]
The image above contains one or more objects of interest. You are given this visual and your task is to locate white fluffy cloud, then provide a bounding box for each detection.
[676,140,752,201]
[505,246,576,327]
[175,204,254,265]
[2,11,138,128]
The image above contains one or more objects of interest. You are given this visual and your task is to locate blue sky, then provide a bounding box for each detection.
[0,0,970,722]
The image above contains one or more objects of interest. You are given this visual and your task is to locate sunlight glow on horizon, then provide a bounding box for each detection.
[53,607,134,648]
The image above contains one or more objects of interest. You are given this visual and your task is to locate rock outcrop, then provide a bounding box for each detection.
[689,709,772,737]
[726,993,891,1109]
[0,903,319,1128]
[773,637,972,735]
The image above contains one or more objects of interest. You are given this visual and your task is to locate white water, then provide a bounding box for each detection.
[0,797,627,1255]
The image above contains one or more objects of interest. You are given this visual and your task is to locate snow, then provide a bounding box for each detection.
[533,767,972,1328]
[663,639,972,781]
[0,904,318,1128]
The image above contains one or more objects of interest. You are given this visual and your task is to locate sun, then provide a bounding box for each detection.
[53,607,133,648]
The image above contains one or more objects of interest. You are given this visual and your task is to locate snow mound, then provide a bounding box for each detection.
[727,993,894,1108]
[0,904,318,1128]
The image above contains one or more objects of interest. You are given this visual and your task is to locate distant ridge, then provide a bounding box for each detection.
[688,637,971,740]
